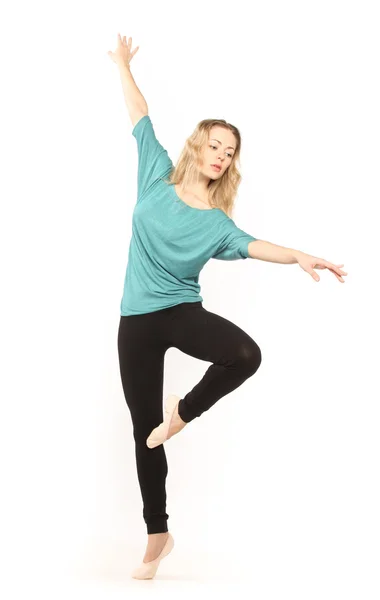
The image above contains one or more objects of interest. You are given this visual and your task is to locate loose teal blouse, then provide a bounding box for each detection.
[120,115,257,316]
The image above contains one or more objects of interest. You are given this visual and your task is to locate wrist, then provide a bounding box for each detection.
[117,59,131,71]
[291,249,303,263]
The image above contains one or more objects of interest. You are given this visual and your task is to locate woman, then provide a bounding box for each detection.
[108,34,347,580]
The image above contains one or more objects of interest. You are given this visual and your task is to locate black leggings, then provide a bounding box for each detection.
[117,301,262,534]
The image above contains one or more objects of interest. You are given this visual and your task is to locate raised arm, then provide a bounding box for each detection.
[108,33,148,127]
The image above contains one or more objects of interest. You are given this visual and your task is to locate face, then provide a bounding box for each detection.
[200,126,237,179]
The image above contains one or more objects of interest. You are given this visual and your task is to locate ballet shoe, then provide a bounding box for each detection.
[131,532,175,579]
[146,394,182,449]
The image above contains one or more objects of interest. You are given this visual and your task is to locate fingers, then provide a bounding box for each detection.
[321,262,346,282]
[328,267,345,283]
[130,46,139,59]
[300,257,347,283]
[309,269,320,282]
[119,34,132,46]
[310,263,346,282]
[330,265,347,278]
[118,33,130,45]
[115,34,138,61]
[321,259,348,276]
[310,266,345,282]
[332,271,344,282]
[333,263,347,275]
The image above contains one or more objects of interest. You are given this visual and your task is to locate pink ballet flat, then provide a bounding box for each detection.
[131,532,175,579]
[146,394,181,449]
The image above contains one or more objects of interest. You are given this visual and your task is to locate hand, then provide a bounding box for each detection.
[107,33,139,67]
[295,251,348,283]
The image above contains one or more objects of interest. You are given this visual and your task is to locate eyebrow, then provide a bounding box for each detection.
[210,138,235,151]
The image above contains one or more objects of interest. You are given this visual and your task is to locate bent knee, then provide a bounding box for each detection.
[236,341,262,376]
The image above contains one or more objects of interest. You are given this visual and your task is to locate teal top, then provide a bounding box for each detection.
[120,115,257,316]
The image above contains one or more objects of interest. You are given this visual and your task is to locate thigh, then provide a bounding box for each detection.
[165,303,260,366]
[117,315,169,437]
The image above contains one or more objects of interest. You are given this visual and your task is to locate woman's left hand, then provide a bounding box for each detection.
[295,252,348,283]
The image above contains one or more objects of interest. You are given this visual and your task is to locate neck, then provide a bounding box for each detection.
[178,172,211,203]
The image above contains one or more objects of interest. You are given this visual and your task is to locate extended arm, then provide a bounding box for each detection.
[248,239,298,264]
[108,34,148,127]
[248,240,347,283]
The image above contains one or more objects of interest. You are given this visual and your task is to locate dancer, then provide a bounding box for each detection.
[108,34,347,580]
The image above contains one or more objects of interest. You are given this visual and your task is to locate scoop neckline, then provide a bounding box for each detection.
[170,184,221,213]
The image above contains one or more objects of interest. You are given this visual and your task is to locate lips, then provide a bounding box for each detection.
[211,164,221,171]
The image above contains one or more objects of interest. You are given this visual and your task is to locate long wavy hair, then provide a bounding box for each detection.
[163,119,242,218]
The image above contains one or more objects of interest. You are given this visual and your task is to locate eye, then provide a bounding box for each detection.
[210,145,233,158]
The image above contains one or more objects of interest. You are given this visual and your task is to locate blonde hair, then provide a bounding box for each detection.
[163,119,242,218]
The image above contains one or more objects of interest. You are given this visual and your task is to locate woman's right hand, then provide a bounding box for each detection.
[107,33,139,67]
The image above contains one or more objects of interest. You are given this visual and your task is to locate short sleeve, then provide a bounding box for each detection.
[212,217,257,261]
[132,115,173,201]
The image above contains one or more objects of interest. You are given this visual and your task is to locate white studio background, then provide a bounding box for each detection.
[1,0,379,598]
